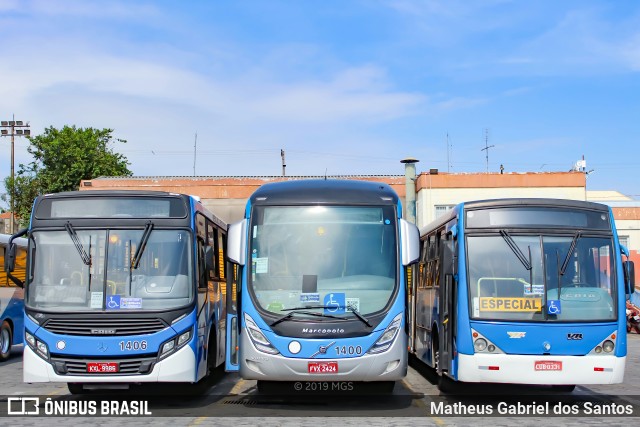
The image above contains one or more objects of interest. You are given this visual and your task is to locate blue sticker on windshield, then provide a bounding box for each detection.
[324,293,345,315]
[301,293,320,303]
[547,300,561,315]
[385,219,390,225]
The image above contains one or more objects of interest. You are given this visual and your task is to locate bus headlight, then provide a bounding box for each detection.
[159,328,192,360]
[161,340,175,356]
[37,341,49,356]
[25,331,49,361]
[177,330,191,347]
[367,313,402,354]
[588,332,617,355]
[244,313,279,355]
[25,331,36,347]
[474,338,488,352]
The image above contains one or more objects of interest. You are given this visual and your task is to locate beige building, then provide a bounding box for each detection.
[415,172,587,229]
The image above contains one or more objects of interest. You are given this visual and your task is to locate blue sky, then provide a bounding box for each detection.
[1,0,639,199]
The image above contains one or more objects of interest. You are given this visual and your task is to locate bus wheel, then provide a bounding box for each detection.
[431,335,439,372]
[552,385,575,392]
[0,321,12,361]
[67,383,85,394]
[368,381,395,394]
[438,374,458,394]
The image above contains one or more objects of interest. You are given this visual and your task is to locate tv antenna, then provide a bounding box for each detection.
[480,128,494,173]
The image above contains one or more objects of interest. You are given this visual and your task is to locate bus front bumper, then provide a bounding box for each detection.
[457,353,625,385]
[23,345,197,383]
[239,332,407,382]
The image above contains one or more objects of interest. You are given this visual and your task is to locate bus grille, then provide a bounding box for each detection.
[43,318,168,336]
[50,356,157,376]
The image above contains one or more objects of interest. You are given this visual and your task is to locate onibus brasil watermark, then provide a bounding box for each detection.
[7,397,152,416]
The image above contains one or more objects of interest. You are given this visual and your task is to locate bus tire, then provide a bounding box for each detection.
[369,381,395,394]
[438,374,458,394]
[67,383,85,394]
[431,332,439,372]
[206,329,223,379]
[552,385,575,392]
[0,321,12,361]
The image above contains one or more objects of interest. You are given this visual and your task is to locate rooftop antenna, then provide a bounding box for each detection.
[480,128,494,173]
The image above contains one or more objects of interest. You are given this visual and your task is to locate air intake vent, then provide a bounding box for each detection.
[43,317,168,336]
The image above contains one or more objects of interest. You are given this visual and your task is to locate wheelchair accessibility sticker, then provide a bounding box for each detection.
[547,299,561,315]
[324,293,345,315]
[107,295,121,310]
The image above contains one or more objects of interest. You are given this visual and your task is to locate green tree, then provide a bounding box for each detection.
[5,125,132,227]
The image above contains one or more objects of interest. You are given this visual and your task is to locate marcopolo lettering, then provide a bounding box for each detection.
[301,328,345,334]
[479,297,542,312]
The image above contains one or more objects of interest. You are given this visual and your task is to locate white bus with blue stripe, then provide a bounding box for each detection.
[1,234,27,361]
[5,191,228,394]
[410,198,634,392]
[225,180,420,391]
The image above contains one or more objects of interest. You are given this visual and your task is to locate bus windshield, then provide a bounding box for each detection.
[249,205,398,318]
[27,229,193,312]
[467,234,615,322]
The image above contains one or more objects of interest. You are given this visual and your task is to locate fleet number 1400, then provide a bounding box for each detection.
[335,345,362,355]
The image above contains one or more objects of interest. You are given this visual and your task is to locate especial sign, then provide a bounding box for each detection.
[479,297,542,312]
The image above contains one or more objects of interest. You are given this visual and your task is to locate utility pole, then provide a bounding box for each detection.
[281,149,286,176]
[1,115,30,233]
[193,132,197,176]
[446,132,451,173]
[480,128,494,173]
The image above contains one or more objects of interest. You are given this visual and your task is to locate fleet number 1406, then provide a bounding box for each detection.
[119,340,148,351]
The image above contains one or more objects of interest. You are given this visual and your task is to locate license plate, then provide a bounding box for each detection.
[534,360,562,371]
[308,361,338,374]
[87,362,119,373]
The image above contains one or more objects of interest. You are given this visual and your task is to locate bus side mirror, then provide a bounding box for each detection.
[5,228,28,288]
[4,243,16,273]
[202,246,215,287]
[227,219,247,266]
[624,260,635,295]
[400,219,420,266]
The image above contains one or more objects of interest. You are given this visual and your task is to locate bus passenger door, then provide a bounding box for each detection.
[438,234,455,376]
[225,219,246,372]
[224,262,239,371]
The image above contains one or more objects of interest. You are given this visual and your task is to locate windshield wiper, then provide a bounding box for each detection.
[131,221,154,269]
[271,308,345,327]
[500,230,534,293]
[500,230,532,271]
[65,222,91,265]
[346,304,372,327]
[280,305,372,327]
[560,231,581,276]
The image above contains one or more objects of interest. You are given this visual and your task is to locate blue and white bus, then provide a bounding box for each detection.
[1,233,27,361]
[5,191,228,393]
[410,198,635,392]
[225,179,420,391]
